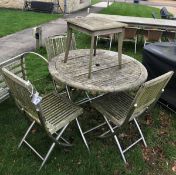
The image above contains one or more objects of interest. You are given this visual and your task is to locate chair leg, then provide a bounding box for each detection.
[133,118,147,147]
[134,39,137,54]
[39,124,69,170]
[18,120,36,148]
[19,120,69,170]
[109,35,113,50]
[98,125,118,138]
[103,116,127,164]
[76,118,90,152]
[144,40,146,47]
[96,36,99,47]
[66,85,72,100]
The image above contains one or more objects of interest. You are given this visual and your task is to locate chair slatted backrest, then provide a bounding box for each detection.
[1,67,39,121]
[167,31,176,42]
[0,54,26,103]
[126,71,174,122]
[0,52,48,104]
[45,34,77,61]
[145,29,163,42]
[124,27,138,40]
[0,73,9,103]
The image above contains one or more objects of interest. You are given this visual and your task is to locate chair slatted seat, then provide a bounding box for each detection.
[91,71,174,164]
[41,93,83,134]
[92,92,133,126]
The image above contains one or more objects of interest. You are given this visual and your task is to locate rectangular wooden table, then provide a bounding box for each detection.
[64,17,127,78]
[88,13,176,31]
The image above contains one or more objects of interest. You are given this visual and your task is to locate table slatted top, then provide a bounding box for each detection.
[66,17,127,31]
[49,49,148,93]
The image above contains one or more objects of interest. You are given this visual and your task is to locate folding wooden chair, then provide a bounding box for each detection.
[123,27,138,53]
[91,71,173,163]
[1,67,89,170]
[144,29,163,46]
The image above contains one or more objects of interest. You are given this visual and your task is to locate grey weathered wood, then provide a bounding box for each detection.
[89,36,95,79]
[64,26,73,63]
[88,13,176,31]
[117,30,124,68]
[64,17,127,78]
[49,49,148,93]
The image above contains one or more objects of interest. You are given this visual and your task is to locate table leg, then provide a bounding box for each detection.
[118,31,124,68]
[64,26,72,63]
[88,36,95,79]
[93,36,97,56]
[107,0,110,6]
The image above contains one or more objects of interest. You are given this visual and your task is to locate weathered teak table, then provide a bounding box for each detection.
[49,49,148,93]
[64,17,127,78]
[88,13,176,31]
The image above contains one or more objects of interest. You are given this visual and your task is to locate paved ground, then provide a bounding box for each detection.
[0,6,103,63]
[0,0,175,63]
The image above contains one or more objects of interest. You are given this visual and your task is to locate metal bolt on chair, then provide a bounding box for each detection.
[123,27,138,54]
[91,71,173,164]
[144,29,163,46]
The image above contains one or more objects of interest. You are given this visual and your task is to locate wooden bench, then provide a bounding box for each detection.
[23,0,63,13]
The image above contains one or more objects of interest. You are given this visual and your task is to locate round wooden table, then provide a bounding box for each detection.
[49,49,148,93]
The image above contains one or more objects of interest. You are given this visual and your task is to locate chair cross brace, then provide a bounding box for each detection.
[103,116,147,164]
[18,120,70,170]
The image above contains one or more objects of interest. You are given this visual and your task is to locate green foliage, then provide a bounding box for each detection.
[100,2,161,18]
[0,8,60,37]
[91,0,101,5]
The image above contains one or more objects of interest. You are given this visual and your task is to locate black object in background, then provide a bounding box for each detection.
[31,1,54,13]
[143,42,176,110]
